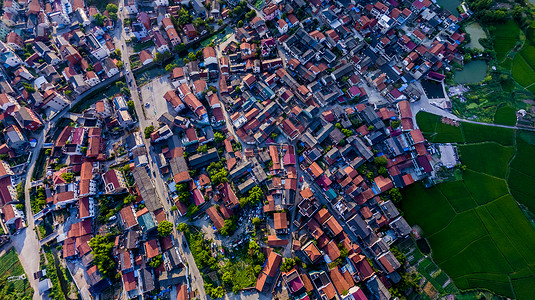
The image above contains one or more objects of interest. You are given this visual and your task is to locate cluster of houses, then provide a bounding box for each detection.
[0,0,128,239]
[133,0,465,298]
[0,0,474,298]
[1,0,122,107]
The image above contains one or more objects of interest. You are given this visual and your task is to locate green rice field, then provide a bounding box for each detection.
[494,106,517,126]
[492,20,521,62]
[404,112,535,298]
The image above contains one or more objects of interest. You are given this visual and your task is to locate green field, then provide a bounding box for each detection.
[405,113,535,298]
[459,143,513,178]
[492,20,521,61]
[494,106,517,126]
[512,53,535,90]
[0,248,33,300]
[416,112,514,145]
[415,112,465,143]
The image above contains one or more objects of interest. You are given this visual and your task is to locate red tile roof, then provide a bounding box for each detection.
[145,239,160,259]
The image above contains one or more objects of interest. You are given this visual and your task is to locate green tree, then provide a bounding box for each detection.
[252,217,261,226]
[237,20,244,27]
[149,254,163,268]
[374,156,388,166]
[210,286,225,299]
[388,188,402,203]
[341,128,352,137]
[94,13,106,26]
[158,220,173,236]
[16,182,24,200]
[174,43,185,53]
[176,223,189,232]
[144,125,155,139]
[219,218,236,236]
[197,144,208,153]
[116,60,123,68]
[222,271,233,284]
[254,264,262,274]
[188,52,197,61]
[390,120,401,129]
[61,172,74,183]
[89,235,116,277]
[127,100,135,114]
[178,8,193,25]
[378,166,388,176]
[245,10,256,21]
[123,194,136,204]
[214,132,225,143]
[280,258,296,272]
[106,3,118,13]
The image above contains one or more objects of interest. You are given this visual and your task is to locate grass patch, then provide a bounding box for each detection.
[494,106,517,126]
[132,40,155,53]
[70,78,123,113]
[512,276,535,300]
[416,112,515,146]
[463,170,508,205]
[509,134,535,175]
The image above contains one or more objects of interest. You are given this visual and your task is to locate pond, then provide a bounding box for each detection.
[465,23,487,51]
[454,60,488,84]
[436,0,461,16]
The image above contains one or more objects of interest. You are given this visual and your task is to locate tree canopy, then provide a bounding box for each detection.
[89,234,116,277]
[158,220,173,236]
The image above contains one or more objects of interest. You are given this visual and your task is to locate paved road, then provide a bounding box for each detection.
[117,5,208,298]
[11,229,41,299]
[409,84,535,132]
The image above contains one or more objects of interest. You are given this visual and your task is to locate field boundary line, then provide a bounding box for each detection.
[505,130,517,184]
[436,234,490,266]
[435,185,460,214]
[475,204,529,272]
